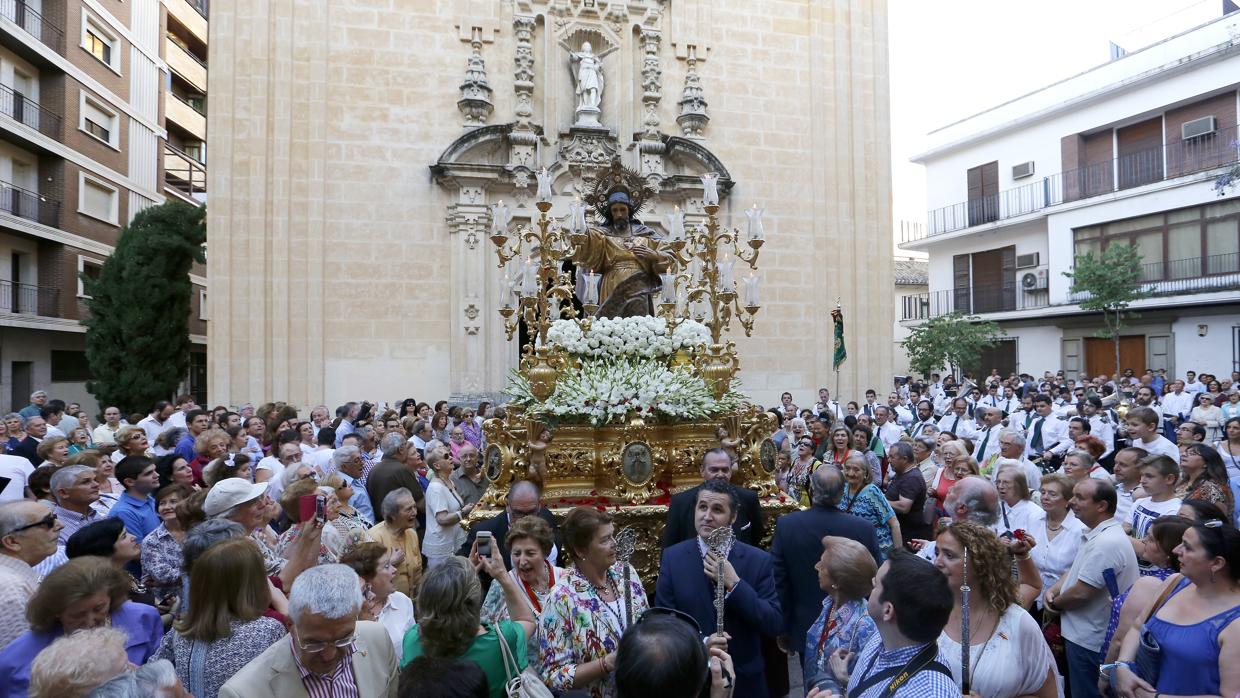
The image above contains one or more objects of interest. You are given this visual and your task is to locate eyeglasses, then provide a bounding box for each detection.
[4,513,57,536]
[296,631,356,654]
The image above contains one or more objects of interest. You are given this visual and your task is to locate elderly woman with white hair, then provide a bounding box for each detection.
[994,459,1043,535]
[369,487,424,599]
[218,564,398,698]
[27,627,144,698]
[83,660,186,698]
[424,449,475,569]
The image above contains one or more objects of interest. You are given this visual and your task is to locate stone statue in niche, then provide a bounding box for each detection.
[570,41,604,127]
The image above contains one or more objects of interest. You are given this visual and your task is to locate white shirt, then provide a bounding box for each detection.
[1024,414,1067,457]
[1184,379,1207,395]
[166,410,188,431]
[937,603,1057,698]
[973,424,1002,465]
[907,419,936,439]
[936,413,976,439]
[1088,414,1116,460]
[0,455,35,502]
[1162,391,1195,420]
[1136,435,1180,462]
[889,405,914,427]
[1128,496,1182,538]
[256,456,287,500]
[814,400,843,420]
[91,423,121,445]
[1028,510,1086,596]
[137,415,166,444]
[998,498,1043,536]
[378,591,415,662]
[423,479,467,557]
[1114,481,1138,525]
[875,421,903,451]
[1059,518,1139,652]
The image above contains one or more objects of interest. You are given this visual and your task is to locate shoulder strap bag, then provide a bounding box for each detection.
[494,622,554,698]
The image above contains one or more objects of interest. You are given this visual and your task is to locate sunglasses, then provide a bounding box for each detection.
[5,513,57,536]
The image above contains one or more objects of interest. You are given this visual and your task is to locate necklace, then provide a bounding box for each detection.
[519,563,555,614]
[589,572,626,639]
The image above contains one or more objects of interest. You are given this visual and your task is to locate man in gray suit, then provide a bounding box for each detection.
[220,564,397,698]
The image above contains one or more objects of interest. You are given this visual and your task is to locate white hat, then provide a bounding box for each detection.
[204,479,269,517]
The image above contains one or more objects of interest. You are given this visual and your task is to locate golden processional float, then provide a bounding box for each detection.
[475,159,793,587]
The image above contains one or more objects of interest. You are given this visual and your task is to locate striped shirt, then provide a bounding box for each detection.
[290,635,360,698]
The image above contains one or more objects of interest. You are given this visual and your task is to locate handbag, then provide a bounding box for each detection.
[494,622,554,698]
[1132,574,1181,686]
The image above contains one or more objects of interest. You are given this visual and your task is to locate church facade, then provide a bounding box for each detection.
[206,0,895,408]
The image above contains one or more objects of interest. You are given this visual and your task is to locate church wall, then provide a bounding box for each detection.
[207,0,894,409]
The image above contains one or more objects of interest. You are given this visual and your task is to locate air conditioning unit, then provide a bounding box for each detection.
[1021,268,1049,291]
[1182,115,1217,140]
[1015,252,1040,269]
[1011,161,1035,179]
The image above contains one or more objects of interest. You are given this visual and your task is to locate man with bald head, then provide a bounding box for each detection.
[0,501,64,647]
[458,480,559,592]
[915,475,1001,562]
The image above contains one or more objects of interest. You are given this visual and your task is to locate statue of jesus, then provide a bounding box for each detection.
[573,187,674,318]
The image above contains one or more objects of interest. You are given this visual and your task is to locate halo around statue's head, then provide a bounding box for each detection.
[584,158,657,224]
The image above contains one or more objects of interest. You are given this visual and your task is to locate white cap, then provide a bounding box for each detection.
[204,478,269,517]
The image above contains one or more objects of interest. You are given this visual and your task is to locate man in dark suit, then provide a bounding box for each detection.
[771,465,880,659]
[662,448,764,548]
[655,478,782,698]
[10,416,45,466]
[365,433,426,531]
[459,480,559,590]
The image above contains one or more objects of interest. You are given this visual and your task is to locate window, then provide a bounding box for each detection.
[1071,201,1240,281]
[50,351,92,382]
[77,256,103,298]
[198,288,207,320]
[80,13,120,72]
[79,94,118,148]
[78,173,119,225]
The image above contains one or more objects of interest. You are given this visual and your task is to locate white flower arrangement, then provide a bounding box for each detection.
[505,356,745,427]
[547,316,710,360]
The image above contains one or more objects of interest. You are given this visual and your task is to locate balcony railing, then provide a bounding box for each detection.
[900,283,1050,321]
[164,144,206,197]
[0,279,59,316]
[1068,252,1240,302]
[0,82,60,140]
[0,179,59,226]
[920,123,1240,238]
[0,0,65,53]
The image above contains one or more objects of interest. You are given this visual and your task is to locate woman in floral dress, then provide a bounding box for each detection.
[787,437,822,508]
[836,452,901,560]
[804,536,878,692]
[539,507,648,698]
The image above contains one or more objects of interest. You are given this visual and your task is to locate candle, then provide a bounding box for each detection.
[742,273,760,306]
[500,271,513,308]
[566,200,580,234]
[574,196,588,232]
[659,272,677,305]
[522,257,538,296]
[581,269,601,306]
[719,252,734,291]
[745,203,765,240]
[701,173,719,206]
[536,168,553,203]
[663,206,685,241]
[491,201,510,235]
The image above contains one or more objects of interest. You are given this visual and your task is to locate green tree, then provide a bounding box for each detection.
[902,312,1006,380]
[1063,243,1149,379]
[81,201,206,414]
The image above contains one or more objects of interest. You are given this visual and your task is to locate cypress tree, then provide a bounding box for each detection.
[81,201,206,414]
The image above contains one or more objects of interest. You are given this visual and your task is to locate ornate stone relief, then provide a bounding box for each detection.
[677,45,709,138]
[458,29,494,127]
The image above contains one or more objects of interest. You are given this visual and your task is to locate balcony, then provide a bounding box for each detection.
[1068,252,1240,302]
[164,144,205,199]
[916,123,1240,239]
[0,179,59,226]
[900,283,1050,321]
[0,82,60,140]
[166,0,208,45]
[165,92,205,140]
[0,278,59,316]
[0,0,64,53]
[165,39,206,93]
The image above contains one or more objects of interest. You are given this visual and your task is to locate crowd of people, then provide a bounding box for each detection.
[0,366,1235,698]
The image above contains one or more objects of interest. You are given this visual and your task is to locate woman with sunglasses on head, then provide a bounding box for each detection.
[787,437,822,508]
[1192,392,1225,443]
[1110,519,1240,698]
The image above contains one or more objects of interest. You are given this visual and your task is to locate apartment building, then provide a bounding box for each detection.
[0,0,207,415]
[162,0,204,203]
[900,15,1240,380]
